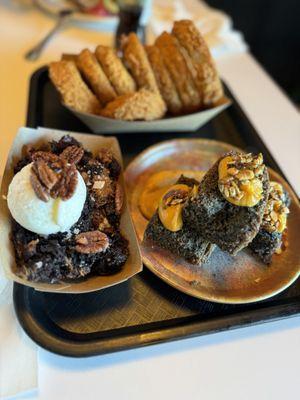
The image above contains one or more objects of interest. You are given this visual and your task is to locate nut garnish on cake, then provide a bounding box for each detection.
[261,181,289,233]
[158,184,192,232]
[249,181,290,263]
[218,153,265,207]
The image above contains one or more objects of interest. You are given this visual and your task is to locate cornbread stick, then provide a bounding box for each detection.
[95,45,136,95]
[145,45,183,115]
[172,20,224,107]
[121,33,160,94]
[49,61,101,115]
[100,88,166,121]
[155,32,201,113]
[77,49,117,105]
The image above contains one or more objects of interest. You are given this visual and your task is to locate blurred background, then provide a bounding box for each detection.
[207,0,300,104]
[1,0,299,105]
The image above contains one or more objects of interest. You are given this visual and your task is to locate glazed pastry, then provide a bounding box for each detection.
[144,176,215,265]
[183,152,270,255]
[249,181,290,263]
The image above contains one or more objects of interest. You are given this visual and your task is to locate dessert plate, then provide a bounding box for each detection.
[125,138,300,304]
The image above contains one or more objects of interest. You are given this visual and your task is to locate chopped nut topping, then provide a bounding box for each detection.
[90,172,113,206]
[158,184,191,232]
[162,187,190,207]
[98,216,111,231]
[75,231,109,254]
[227,167,239,176]
[236,169,254,180]
[261,181,289,233]
[218,153,265,207]
[93,180,105,190]
[60,145,84,164]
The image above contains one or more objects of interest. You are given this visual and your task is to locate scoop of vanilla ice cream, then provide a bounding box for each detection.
[7,163,86,235]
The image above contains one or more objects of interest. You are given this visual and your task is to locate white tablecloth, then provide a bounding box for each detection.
[0,2,300,400]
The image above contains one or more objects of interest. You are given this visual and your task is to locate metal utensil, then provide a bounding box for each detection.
[24,8,74,61]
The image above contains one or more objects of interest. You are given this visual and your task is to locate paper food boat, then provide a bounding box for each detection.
[0,127,142,293]
[65,97,231,134]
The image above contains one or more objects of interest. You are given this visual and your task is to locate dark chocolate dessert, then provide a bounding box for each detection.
[249,181,290,263]
[144,176,215,264]
[183,152,270,255]
[9,136,129,283]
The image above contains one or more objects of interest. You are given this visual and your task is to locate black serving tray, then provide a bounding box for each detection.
[14,66,300,357]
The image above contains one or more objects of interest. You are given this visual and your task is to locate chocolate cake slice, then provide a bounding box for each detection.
[144,176,215,265]
[183,151,270,255]
[249,181,290,264]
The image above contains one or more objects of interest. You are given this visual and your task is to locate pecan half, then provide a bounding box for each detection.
[115,182,124,214]
[32,151,64,174]
[32,160,58,190]
[32,151,61,165]
[51,163,78,200]
[75,231,109,254]
[60,146,84,164]
[30,171,50,202]
[31,149,79,201]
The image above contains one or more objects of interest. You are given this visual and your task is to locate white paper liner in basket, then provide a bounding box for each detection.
[0,127,142,293]
[65,98,231,134]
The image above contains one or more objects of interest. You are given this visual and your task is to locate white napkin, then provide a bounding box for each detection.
[0,273,37,399]
[149,0,248,58]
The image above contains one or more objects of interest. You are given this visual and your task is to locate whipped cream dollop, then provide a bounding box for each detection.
[7,163,86,235]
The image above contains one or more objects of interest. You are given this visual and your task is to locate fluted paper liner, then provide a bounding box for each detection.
[66,98,231,134]
[0,127,142,293]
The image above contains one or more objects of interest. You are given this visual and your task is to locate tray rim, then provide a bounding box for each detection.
[13,283,300,357]
[14,65,300,357]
